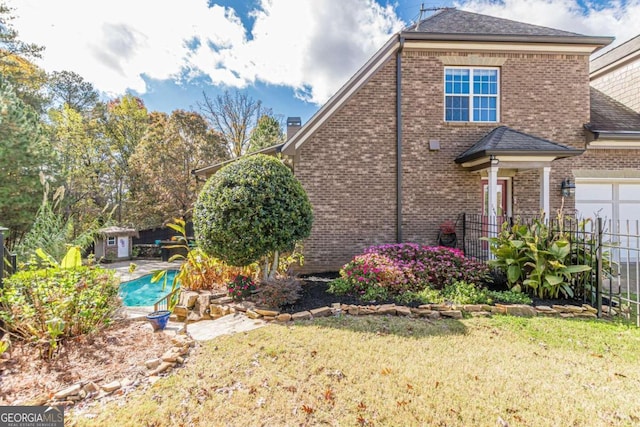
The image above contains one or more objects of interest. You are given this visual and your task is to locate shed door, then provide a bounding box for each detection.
[117,237,129,258]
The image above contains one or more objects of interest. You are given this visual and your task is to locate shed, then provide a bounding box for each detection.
[95,226,139,262]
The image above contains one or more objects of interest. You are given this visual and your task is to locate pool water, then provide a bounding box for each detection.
[119,270,179,307]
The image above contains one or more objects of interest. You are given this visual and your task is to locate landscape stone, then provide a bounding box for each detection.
[440,310,463,319]
[535,305,554,311]
[582,304,598,314]
[310,307,332,318]
[292,311,312,321]
[101,381,121,393]
[463,304,483,312]
[255,308,280,317]
[145,358,161,370]
[212,296,234,305]
[246,310,262,319]
[395,306,412,316]
[83,382,99,394]
[173,305,189,317]
[180,292,199,309]
[563,305,584,313]
[276,313,292,322]
[54,383,81,400]
[505,305,537,317]
[148,362,174,376]
[470,311,491,317]
[377,304,397,315]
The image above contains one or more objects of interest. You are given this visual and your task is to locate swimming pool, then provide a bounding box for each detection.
[119,270,179,307]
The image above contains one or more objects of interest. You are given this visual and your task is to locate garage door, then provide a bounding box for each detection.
[575,181,640,260]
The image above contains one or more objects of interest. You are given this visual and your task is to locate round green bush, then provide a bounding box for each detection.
[194,154,313,266]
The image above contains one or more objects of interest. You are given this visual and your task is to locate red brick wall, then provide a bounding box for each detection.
[296,49,592,273]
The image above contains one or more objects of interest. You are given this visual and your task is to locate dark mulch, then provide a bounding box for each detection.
[280,272,588,314]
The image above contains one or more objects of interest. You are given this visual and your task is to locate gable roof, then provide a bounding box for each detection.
[586,88,640,134]
[273,9,610,156]
[411,8,580,37]
[591,34,640,74]
[455,126,584,164]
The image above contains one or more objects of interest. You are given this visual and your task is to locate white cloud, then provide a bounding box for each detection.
[7,0,403,105]
[7,0,638,107]
[458,0,640,55]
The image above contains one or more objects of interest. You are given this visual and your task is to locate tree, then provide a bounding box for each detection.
[0,76,50,247]
[0,2,47,112]
[47,71,100,113]
[193,154,313,279]
[198,89,264,158]
[47,103,111,234]
[248,114,285,153]
[128,110,228,228]
[96,95,149,223]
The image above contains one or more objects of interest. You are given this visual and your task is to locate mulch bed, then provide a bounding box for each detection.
[281,272,586,314]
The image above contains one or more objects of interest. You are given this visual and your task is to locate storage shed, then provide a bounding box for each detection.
[95,226,139,261]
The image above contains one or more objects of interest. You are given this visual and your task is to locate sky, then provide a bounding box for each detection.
[7,0,640,124]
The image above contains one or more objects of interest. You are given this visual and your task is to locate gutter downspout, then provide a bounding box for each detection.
[396,34,404,243]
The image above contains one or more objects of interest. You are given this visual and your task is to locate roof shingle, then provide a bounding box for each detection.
[588,88,640,132]
[410,8,582,37]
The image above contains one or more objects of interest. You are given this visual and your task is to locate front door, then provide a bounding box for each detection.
[482,178,508,217]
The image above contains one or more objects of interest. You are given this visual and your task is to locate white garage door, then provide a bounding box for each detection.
[576,181,640,261]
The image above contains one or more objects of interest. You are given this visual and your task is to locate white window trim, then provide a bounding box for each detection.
[444,66,500,123]
[107,236,116,246]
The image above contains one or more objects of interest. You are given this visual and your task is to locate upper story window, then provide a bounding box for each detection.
[445,67,499,122]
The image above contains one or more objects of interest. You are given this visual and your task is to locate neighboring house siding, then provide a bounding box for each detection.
[295,59,398,273]
[591,60,640,113]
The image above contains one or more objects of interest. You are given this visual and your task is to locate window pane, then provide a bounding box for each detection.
[446,96,469,121]
[445,69,469,94]
[473,69,498,94]
[472,96,497,122]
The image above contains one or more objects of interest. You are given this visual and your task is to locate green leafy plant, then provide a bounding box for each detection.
[151,218,258,311]
[487,290,532,305]
[484,216,591,299]
[227,275,257,301]
[193,154,313,280]
[442,281,491,305]
[396,287,444,305]
[0,247,120,359]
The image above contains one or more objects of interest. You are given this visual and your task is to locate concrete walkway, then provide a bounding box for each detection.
[105,259,267,341]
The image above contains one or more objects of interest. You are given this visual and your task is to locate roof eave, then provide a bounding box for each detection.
[587,129,640,140]
[455,149,585,164]
[400,32,614,48]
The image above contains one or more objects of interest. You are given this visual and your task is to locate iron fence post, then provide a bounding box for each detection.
[461,213,466,256]
[596,217,603,318]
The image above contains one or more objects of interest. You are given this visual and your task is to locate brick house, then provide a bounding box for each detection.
[195,9,640,273]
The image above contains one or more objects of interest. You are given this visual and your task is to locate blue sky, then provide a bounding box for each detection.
[8,0,640,124]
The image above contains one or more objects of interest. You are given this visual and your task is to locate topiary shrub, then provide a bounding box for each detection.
[194,154,313,279]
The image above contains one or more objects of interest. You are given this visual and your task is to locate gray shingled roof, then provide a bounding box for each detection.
[410,8,581,37]
[591,34,640,73]
[455,126,583,164]
[588,88,640,132]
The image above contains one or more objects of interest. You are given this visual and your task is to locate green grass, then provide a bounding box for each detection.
[70,316,640,427]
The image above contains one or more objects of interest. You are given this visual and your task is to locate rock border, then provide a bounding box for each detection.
[46,334,195,407]
[173,287,609,324]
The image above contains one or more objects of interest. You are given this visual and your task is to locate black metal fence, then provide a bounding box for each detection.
[460,213,640,326]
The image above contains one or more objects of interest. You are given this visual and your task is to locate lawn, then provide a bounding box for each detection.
[70,316,640,427]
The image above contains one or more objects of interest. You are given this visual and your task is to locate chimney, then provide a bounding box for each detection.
[286,117,302,140]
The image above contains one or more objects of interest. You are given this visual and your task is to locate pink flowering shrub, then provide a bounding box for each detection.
[329,243,490,301]
[227,275,256,301]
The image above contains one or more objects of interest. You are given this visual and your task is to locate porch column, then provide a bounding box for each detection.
[487,158,499,241]
[539,166,551,220]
